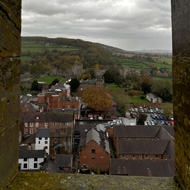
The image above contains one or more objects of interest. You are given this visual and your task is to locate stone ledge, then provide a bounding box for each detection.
[7,172,178,190]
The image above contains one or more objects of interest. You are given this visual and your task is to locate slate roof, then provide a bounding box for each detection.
[55,154,72,168]
[110,159,175,177]
[21,112,74,123]
[51,83,70,91]
[80,128,110,154]
[114,125,159,138]
[106,110,121,117]
[147,93,156,99]
[20,103,39,112]
[36,128,50,138]
[74,124,96,134]
[41,157,61,173]
[118,139,169,155]
[19,145,30,151]
[162,126,174,138]
[50,108,79,114]
[59,97,79,102]
[22,134,36,144]
[80,79,97,84]
[19,150,44,158]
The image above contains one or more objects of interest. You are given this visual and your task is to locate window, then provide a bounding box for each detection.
[53,122,56,126]
[155,155,160,158]
[24,158,27,162]
[24,122,28,127]
[30,122,33,127]
[45,137,48,140]
[91,149,95,154]
[132,155,136,159]
[68,105,70,108]
[30,129,33,134]
[36,122,39,127]
[39,137,42,140]
[34,158,38,162]
[82,164,87,169]
[45,122,48,127]
[38,141,40,144]
[24,129,28,134]
[91,157,95,159]
[145,155,149,159]
[23,163,27,168]
[45,141,48,144]
[121,154,125,158]
[34,163,38,168]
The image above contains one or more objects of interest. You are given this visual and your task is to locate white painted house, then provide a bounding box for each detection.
[18,150,44,170]
[35,128,50,155]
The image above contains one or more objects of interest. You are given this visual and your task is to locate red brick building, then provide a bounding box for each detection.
[116,139,170,160]
[37,88,80,110]
[20,103,39,113]
[79,128,110,172]
[113,125,160,147]
[110,159,175,177]
[50,128,73,156]
[21,112,74,136]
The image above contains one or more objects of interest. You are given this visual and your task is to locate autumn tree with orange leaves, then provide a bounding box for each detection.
[82,87,112,110]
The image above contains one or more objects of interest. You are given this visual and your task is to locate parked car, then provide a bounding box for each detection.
[160,120,165,125]
[153,119,157,124]
[159,115,163,120]
[169,121,174,126]
[144,108,148,113]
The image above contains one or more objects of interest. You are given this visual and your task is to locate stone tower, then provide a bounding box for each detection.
[172,0,190,188]
[0,1,21,189]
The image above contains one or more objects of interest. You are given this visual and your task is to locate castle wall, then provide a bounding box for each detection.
[0,0,21,189]
[172,0,190,188]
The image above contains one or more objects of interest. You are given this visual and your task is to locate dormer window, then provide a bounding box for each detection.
[36,117,39,120]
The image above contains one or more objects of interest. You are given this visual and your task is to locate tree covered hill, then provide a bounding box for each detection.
[21,37,172,79]
[21,36,112,76]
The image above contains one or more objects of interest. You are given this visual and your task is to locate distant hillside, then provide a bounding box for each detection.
[21,36,112,76]
[95,42,134,54]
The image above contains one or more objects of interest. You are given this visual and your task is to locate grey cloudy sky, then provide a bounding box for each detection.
[22,0,172,51]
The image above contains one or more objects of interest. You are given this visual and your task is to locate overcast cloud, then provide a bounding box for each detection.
[22,0,172,51]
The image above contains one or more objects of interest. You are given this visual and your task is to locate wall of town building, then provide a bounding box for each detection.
[79,141,110,172]
[35,137,50,154]
[18,158,44,170]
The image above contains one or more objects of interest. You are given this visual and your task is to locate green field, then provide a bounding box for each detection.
[30,76,67,84]
[21,41,80,53]
[21,56,33,62]
[152,77,172,82]
[129,97,149,103]
[106,83,120,90]
[111,56,172,70]
[157,57,172,65]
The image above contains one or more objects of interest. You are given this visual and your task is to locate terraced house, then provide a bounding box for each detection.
[20,112,74,135]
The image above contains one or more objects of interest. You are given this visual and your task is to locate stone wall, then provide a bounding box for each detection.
[172,0,190,188]
[0,0,21,189]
